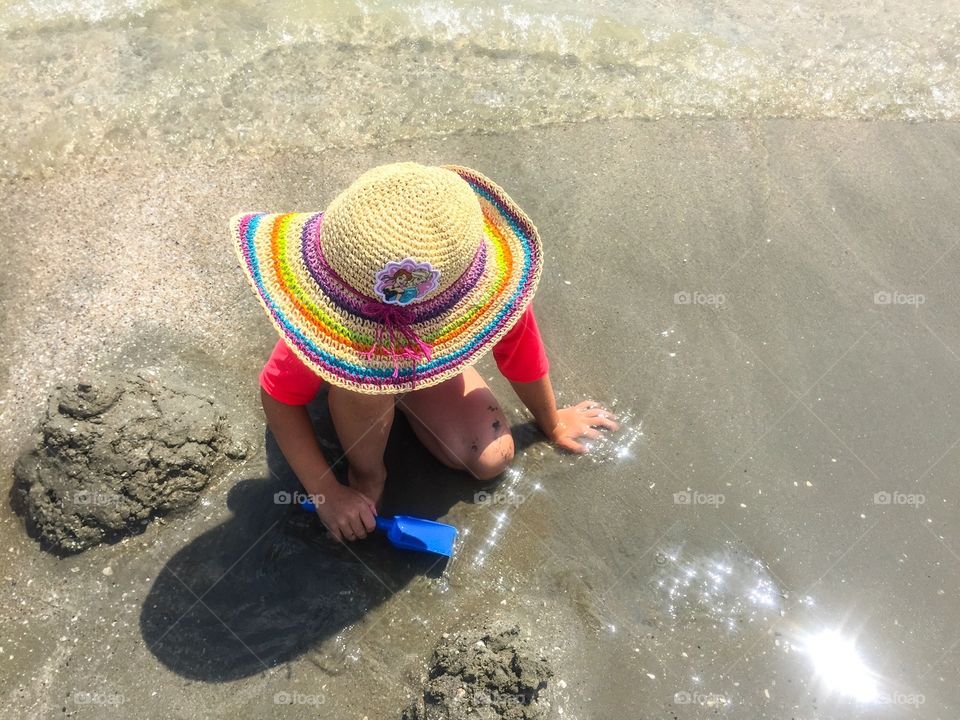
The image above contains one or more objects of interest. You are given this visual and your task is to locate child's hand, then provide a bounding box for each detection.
[314,483,378,542]
[547,400,619,454]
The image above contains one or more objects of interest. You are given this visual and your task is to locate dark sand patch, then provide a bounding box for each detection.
[12,371,246,553]
[404,624,553,720]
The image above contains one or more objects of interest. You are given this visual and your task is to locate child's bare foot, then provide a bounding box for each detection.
[348,465,387,510]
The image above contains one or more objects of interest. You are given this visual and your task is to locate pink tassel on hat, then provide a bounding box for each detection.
[360,301,433,385]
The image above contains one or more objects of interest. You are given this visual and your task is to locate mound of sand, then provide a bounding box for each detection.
[12,371,246,553]
[404,624,553,720]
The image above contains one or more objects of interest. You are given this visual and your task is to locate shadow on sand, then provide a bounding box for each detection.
[139,388,542,681]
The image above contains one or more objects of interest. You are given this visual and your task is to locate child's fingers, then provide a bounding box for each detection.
[347,514,369,540]
[590,415,620,431]
[358,506,377,533]
[354,490,379,517]
[329,515,358,541]
[586,405,616,419]
[576,400,618,423]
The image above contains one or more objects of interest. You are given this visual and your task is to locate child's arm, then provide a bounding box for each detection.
[261,387,377,542]
[510,376,618,454]
[494,306,618,452]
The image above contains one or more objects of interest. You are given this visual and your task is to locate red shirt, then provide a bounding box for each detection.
[260,305,549,405]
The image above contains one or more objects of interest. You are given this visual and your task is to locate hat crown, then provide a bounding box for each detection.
[321,162,483,302]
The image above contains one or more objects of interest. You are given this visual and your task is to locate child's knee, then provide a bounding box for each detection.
[466,434,515,481]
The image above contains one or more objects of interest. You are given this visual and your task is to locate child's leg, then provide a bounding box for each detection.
[327,387,394,506]
[396,366,514,481]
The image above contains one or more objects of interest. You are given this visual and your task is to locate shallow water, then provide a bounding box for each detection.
[2,116,959,718]
[2,0,959,178]
[2,1,960,718]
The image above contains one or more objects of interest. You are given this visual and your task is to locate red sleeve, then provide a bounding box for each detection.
[259,339,325,405]
[492,305,550,382]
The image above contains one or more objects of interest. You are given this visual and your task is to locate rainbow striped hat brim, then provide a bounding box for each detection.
[231,165,543,394]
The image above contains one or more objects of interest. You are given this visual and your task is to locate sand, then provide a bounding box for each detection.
[12,372,246,554]
[1,118,959,718]
[403,624,553,720]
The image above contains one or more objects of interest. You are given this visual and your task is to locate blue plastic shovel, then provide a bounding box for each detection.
[299,498,459,557]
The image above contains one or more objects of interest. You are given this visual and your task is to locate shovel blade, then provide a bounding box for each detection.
[378,515,458,557]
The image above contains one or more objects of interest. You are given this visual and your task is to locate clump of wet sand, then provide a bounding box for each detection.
[404,624,553,720]
[11,370,246,554]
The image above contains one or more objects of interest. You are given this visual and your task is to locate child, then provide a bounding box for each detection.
[232,162,618,543]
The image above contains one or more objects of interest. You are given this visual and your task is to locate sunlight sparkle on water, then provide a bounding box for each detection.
[580,409,643,464]
[653,545,783,629]
[802,630,880,703]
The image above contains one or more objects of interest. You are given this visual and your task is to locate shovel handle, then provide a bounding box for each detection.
[299,497,392,534]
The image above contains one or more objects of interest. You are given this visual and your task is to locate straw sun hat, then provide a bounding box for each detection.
[231,162,543,394]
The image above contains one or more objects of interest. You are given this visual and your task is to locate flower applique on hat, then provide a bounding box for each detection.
[374,258,441,306]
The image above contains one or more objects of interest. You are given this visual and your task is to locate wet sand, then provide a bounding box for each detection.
[2,118,959,718]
